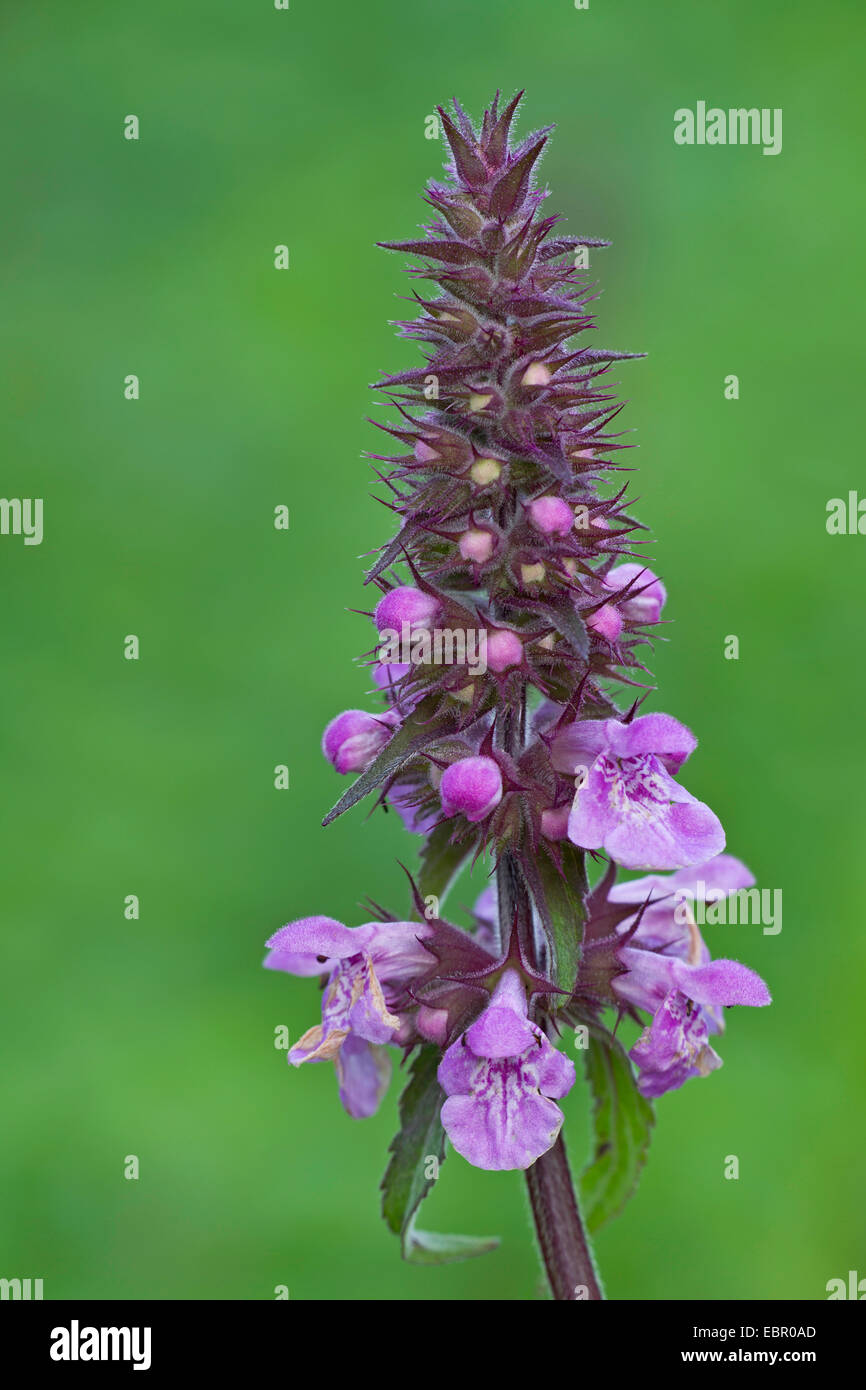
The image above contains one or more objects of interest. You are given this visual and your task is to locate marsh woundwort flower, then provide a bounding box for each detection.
[262,92,770,1299]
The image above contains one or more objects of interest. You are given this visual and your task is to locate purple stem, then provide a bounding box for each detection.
[525,1133,604,1301]
[496,686,601,1300]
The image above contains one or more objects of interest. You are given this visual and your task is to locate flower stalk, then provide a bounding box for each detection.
[527,1135,603,1301]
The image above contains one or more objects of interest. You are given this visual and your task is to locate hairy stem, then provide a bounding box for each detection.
[494,688,601,1300]
[525,1133,604,1301]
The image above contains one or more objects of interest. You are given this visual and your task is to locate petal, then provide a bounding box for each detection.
[465,1004,535,1058]
[614,946,679,1012]
[535,1040,577,1099]
[605,564,667,623]
[628,990,722,1098]
[263,948,331,978]
[335,1034,392,1118]
[345,957,401,1044]
[549,719,608,775]
[288,1022,348,1065]
[674,957,771,1008]
[363,920,434,982]
[605,790,726,872]
[473,884,498,931]
[441,1086,565,1171]
[567,762,618,850]
[264,916,363,971]
[670,853,755,897]
[608,871,674,904]
[387,783,439,836]
[612,713,697,772]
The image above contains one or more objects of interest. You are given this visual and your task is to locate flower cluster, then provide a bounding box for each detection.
[264,93,769,1185]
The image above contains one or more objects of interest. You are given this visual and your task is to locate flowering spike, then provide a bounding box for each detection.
[263,92,769,1300]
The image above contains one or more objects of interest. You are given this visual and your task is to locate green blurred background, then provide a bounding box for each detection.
[2,0,864,1300]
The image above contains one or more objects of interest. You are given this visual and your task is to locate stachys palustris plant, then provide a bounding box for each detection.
[263,91,770,1300]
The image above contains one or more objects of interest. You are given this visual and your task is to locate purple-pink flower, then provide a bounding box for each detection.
[264,916,433,1117]
[606,855,771,1097]
[603,563,667,625]
[263,94,772,1287]
[438,970,575,1170]
[551,712,725,870]
[374,585,440,634]
[440,754,503,822]
[322,708,397,775]
[629,991,722,1098]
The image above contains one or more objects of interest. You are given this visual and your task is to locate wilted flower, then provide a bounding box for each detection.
[606,855,770,1096]
[264,916,432,1117]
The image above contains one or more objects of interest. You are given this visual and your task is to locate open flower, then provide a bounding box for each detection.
[608,852,755,957]
[606,855,771,1097]
[629,990,723,1098]
[438,970,575,1171]
[552,712,725,870]
[264,916,432,1117]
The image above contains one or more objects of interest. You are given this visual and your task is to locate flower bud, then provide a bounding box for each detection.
[440,755,503,822]
[322,709,396,775]
[587,603,623,642]
[527,495,573,537]
[372,661,411,691]
[541,804,571,840]
[459,528,496,564]
[604,563,667,625]
[374,585,440,633]
[417,1005,450,1045]
[486,629,523,672]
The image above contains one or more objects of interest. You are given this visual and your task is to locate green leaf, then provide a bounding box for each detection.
[403,1225,499,1264]
[532,843,586,1004]
[322,697,443,826]
[415,821,472,918]
[381,1046,499,1264]
[579,1025,654,1233]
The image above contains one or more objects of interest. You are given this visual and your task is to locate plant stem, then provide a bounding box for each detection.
[494,689,601,1299]
[525,1133,604,1301]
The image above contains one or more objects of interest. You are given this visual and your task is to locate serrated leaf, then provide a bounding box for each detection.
[322,697,443,826]
[579,1026,654,1233]
[382,1046,498,1263]
[415,821,472,918]
[529,844,585,1004]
